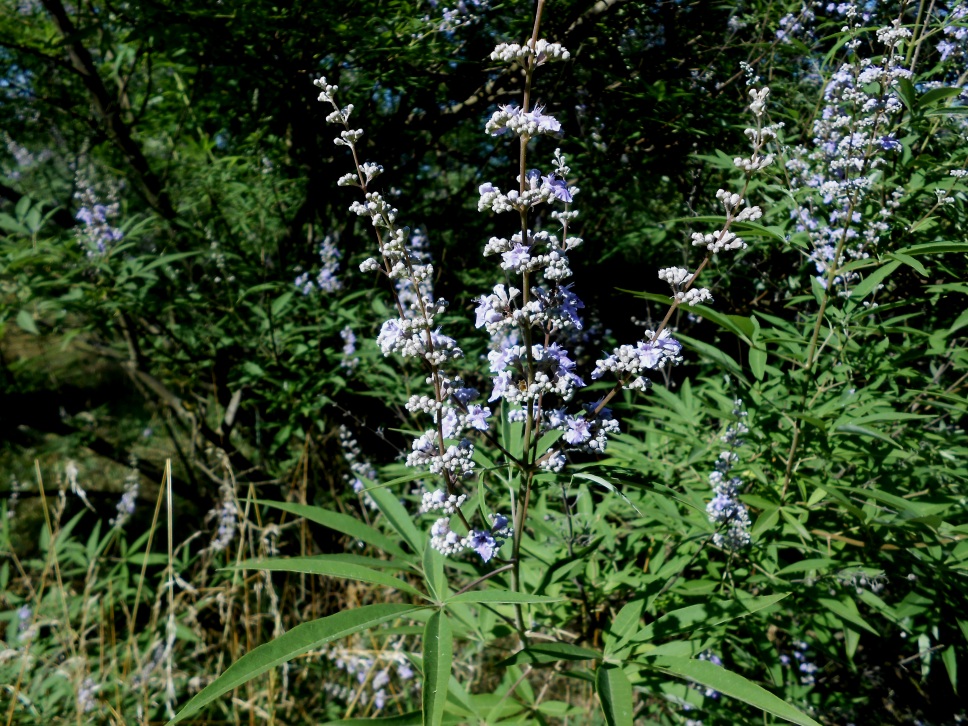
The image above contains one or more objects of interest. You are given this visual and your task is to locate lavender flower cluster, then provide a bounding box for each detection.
[340,326,360,370]
[205,476,238,553]
[73,175,123,258]
[324,640,417,713]
[779,640,819,686]
[705,400,752,551]
[339,425,378,510]
[295,235,342,295]
[316,41,578,563]
[785,19,913,293]
[423,0,489,36]
[109,456,140,529]
[592,85,774,394]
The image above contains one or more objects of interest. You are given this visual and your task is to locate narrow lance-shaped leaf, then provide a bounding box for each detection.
[229,557,425,598]
[596,664,634,726]
[256,500,411,560]
[422,610,453,726]
[369,485,424,554]
[645,657,821,726]
[170,604,423,723]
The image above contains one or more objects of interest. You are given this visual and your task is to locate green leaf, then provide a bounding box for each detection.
[646,658,821,726]
[15,195,31,219]
[895,77,917,113]
[573,472,640,514]
[596,664,634,726]
[0,212,28,234]
[605,599,646,656]
[535,428,563,456]
[920,87,963,107]
[888,252,929,277]
[896,242,968,256]
[676,332,744,377]
[817,598,879,635]
[321,713,423,725]
[256,501,410,560]
[942,644,958,694]
[229,557,423,597]
[170,604,423,723]
[925,106,968,116]
[654,656,820,726]
[272,291,294,316]
[138,250,200,275]
[849,260,900,301]
[447,589,562,605]
[629,594,789,643]
[423,539,446,602]
[16,309,39,335]
[749,346,766,380]
[839,486,949,520]
[834,423,900,448]
[499,642,602,667]
[368,486,424,554]
[422,610,453,726]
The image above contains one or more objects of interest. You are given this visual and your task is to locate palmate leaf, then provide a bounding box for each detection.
[643,657,821,726]
[169,604,424,723]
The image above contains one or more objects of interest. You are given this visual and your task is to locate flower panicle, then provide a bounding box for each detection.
[594,82,774,394]
[318,72,498,561]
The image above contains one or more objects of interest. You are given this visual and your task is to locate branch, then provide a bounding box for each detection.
[39,0,176,220]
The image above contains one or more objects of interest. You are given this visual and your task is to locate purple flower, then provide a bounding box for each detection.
[489,371,513,402]
[563,415,592,445]
[487,344,516,373]
[295,272,314,295]
[542,173,573,202]
[544,342,574,370]
[878,134,902,152]
[396,662,414,680]
[377,319,404,350]
[453,386,478,405]
[526,106,561,135]
[465,404,491,431]
[475,295,504,328]
[440,408,460,439]
[545,407,567,428]
[501,243,531,271]
[467,530,498,562]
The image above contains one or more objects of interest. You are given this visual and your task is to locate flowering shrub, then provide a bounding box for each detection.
[1,1,966,725]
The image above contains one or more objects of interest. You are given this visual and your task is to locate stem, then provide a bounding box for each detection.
[508,0,548,643]
[453,563,515,596]
[787,43,900,498]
